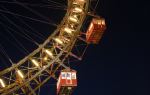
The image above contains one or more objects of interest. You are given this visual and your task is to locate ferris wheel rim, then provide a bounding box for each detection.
[0,0,70,76]
[0,0,90,94]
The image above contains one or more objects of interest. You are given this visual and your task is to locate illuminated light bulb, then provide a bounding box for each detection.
[31,59,39,67]
[64,27,73,34]
[43,56,48,61]
[69,16,78,23]
[43,65,47,69]
[73,7,83,13]
[73,14,78,18]
[70,24,74,28]
[102,20,105,25]
[17,70,24,79]
[54,38,63,45]
[45,49,53,58]
[73,0,85,5]
[78,0,85,2]
[73,1,77,4]
[98,21,102,25]
[63,37,70,42]
[0,79,5,87]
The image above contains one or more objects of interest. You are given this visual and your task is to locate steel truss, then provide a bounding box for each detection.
[0,0,90,94]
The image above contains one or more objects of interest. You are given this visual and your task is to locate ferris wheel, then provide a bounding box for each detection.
[0,0,106,95]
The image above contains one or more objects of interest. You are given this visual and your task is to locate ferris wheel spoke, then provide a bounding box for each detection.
[7,13,46,41]
[0,12,40,46]
[12,0,57,26]
[0,44,14,66]
[0,9,57,26]
[47,0,67,7]
[0,23,37,57]
[44,6,67,11]
[0,52,10,68]
[0,24,29,55]
[0,18,39,57]
[0,1,66,8]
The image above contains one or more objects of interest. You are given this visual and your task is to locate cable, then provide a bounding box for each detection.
[0,1,66,8]
[94,0,100,12]
[0,52,9,67]
[0,9,56,26]
[0,12,39,46]
[15,16,45,41]
[47,0,67,7]
[0,23,29,54]
[13,0,57,26]
[0,22,29,55]
[0,44,14,65]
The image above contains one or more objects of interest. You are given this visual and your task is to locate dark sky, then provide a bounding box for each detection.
[0,0,150,95]
[73,0,150,95]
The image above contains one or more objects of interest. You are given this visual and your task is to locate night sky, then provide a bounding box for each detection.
[0,0,150,95]
[74,0,150,95]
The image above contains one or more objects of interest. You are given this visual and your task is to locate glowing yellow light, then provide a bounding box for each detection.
[102,20,105,25]
[64,27,73,34]
[98,21,101,25]
[69,16,78,23]
[63,37,70,43]
[73,0,85,5]
[54,38,63,45]
[73,7,83,13]
[78,0,85,2]
[31,59,39,67]
[43,66,47,69]
[17,70,24,79]
[0,79,5,87]
[43,56,48,61]
[45,49,53,58]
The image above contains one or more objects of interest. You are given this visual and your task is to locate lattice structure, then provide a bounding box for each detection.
[0,0,90,94]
